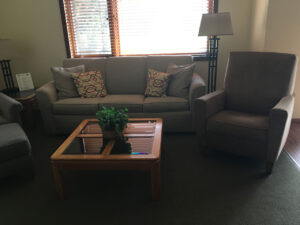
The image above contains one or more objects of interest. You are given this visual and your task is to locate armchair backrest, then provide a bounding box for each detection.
[224,51,297,114]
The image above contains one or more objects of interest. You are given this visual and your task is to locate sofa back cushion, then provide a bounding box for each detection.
[225,51,297,114]
[147,55,193,72]
[105,57,147,94]
[63,58,106,80]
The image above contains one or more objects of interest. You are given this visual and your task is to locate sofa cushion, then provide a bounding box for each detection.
[0,123,31,162]
[63,58,106,79]
[144,69,170,97]
[53,98,102,115]
[51,65,85,98]
[167,63,195,98]
[99,95,144,113]
[143,97,189,113]
[207,110,269,141]
[72,71,107,98]
[147,55,193,72]
[106,57,147,94]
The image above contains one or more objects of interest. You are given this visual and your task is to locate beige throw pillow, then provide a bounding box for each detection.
[51,65,85,99]
[72,71,107,98]
[144,69,170,97]
[167,63,196,98]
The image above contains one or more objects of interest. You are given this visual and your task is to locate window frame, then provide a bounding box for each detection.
[59,0,219,58]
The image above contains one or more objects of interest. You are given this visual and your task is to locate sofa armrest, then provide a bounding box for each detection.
[0,93,23,124]
[189,73,206,111]
[36,81,57,134]
[267,95,294,162]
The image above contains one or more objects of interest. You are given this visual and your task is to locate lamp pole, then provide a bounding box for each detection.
[0,59,18,94]
[207,36,219,93]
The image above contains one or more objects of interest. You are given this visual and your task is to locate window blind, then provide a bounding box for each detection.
[61,0,215,57]
[117,0,211,55]
[63,0,112,57]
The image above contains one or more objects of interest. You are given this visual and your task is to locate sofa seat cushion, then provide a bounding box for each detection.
[0,123,31,162]
[0,115,8,125]
[143,97,189,113]
[99,95,144,113]
[53,98,102,115]
[207,110,269,142]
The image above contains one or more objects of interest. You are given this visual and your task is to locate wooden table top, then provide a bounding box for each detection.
[51,118,163,162]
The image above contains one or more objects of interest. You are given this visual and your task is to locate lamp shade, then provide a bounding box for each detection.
[0,39,18,60]
[198,12,233,36]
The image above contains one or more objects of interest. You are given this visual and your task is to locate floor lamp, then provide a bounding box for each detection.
[0,39,19,94]
[199,12,233,93]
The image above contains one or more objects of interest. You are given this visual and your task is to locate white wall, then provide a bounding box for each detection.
[0,0,66,90]
[259,0,300,118]
[250,0,269,51]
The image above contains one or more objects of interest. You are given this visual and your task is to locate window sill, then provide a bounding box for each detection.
[192,54,209,61]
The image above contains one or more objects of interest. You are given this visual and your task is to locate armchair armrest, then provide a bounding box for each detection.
[267,95,295,162]
[195,89,225,119]
[189,73,206,111]
[0,93,23,124]
[194,90,225,148]
[36,81,57,134]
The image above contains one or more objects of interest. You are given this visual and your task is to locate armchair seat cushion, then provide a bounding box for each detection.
[0,123,31,162]
[207,110,269,141]
[53,98,102,115]
[0,115,8,125]
[99,94,144,113]
[144,96,189,113]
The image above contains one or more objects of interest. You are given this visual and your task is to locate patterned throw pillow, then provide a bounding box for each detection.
[72,71,107,98]
[144,69,170,97]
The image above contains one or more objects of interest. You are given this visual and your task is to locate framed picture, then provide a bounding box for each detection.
[16,73,34,91]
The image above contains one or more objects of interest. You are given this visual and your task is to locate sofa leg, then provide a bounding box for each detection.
[266,162,274,174]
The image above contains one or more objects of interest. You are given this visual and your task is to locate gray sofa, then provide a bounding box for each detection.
[37,55,206,134]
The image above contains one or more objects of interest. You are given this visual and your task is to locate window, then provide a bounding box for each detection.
[59,0,217,58]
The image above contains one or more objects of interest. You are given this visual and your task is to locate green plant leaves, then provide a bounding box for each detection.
[96,107,129,135]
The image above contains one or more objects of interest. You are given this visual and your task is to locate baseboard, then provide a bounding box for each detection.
[292,118,300,123]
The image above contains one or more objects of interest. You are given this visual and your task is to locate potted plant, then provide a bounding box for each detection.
[96,106,129,140]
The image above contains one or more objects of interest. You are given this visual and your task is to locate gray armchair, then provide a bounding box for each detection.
[195,52,297,174]
[0,93,33,178]
[0,92,23,125]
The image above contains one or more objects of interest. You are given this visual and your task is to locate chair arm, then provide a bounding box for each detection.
[189,73,206,111]
[267,95,294,162]
[36,81,57,134]
[194,90,225,147]
[0,93,23,124]
[195,89,225,119]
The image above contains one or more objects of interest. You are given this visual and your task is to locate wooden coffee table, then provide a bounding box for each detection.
[51,118,163,200]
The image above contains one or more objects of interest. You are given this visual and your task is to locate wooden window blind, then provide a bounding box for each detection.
[60,0,217,58]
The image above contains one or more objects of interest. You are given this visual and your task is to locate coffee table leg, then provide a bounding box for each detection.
[52,164,64,199]
[151,162,161,200]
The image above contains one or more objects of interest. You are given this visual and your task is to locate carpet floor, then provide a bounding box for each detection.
[1,123,300,225]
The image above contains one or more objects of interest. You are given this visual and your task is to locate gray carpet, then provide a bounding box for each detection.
[1,123,300,225]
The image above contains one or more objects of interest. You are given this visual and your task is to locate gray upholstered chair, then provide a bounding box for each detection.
[0,92,23,125]
[195,52,297,174]
[0,93,33,178]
